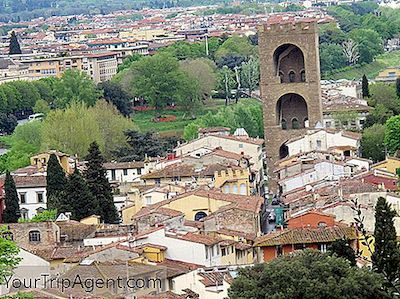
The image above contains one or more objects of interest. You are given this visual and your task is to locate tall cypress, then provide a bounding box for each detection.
[84,142,119,223]
[396,77,400,98]
[3,171,20,223]
[8,31,22,55]
[60,167,96,221]
[46,154,67,210]
[372,197,400,284]
[362,74,370,98]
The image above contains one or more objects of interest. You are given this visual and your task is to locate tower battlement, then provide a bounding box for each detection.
[259,21,317,35]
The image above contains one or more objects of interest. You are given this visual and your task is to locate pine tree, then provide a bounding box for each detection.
[84,141,119,223]
[60,167,96,221]
[372,197,400,284]
[46,154,67,210]
[8,31,22,55]
[362,74,370,98]
[3,171,20,223]
[396,77,400,98]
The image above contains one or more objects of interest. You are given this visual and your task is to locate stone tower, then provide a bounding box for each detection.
[259,21,323,192]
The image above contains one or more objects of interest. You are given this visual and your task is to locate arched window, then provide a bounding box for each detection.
[279,71,284,83]
[232,185,238,194]
[29,230,41,243]
[318,222,327,228]
[288,71,296,83]
[194,211,207,221]
[292,118,299,129]
[240,183,246,195]
[223,185,230,194]
[300,70,306,82]
[281,119,287,130]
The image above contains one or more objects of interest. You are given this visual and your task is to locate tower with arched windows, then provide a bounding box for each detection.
[259,21,323,191]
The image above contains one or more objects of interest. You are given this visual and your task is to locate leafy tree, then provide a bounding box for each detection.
[364,104,393,128]
[33,99,50,115]
[41,100,133,159]
[117,53,142,73]
[319,43,346,73]
[215,35,255,62]
[60,167,96,221]
[112,130,177,162]
[46,154,67,210]
[32,79,54,105]
[369,83,399,114]
[229,250,385,299]
[385,115,400,155]
[179,58,217,99]
[53,70,101,109]
[216,54,246,70]
[329,238,357,266]
[361,124,386,162]
[20,210,57,223]
[100,81,131,117]
[372,197,400,286]
[362,74,370,98]
[84,142,118,224]
[240,56,259,95]
[0,114,17,135]
[8,31,21,55]
[13,81,41,110]
[131,52,191,109]
[319,23,347,44]
[160,41,205,60]
[2,171,20,223]
[0,226,21,283]
[349,29,383,64]
[219,66,236,106]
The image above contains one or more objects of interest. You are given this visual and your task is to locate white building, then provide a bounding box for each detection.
[284,129,361,158]
[104,161,146,183]
[124,227,222,267]
[13,175,47,219]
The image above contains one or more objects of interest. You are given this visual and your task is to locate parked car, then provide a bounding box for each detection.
[28,113,44,122]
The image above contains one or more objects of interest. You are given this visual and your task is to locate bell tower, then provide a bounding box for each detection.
[259,21,323,192]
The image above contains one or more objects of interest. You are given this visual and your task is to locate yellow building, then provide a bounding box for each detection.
[214,168,251,196]
[30,150,74,173]
[135,244,166,262]
[80,215,101,225]
[372,157,400,176]
[119,28,167,40]
[375,67,400,83]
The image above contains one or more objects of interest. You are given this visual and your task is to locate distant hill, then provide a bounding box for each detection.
[0,0,231,22]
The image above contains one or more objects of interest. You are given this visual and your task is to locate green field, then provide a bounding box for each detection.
[132,98,261,137]
[323,50,400,80]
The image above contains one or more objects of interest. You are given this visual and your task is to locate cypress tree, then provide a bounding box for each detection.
[362,74,370,98]
[8,31,22,55]
[372,197,400,284]
[396,77,400,98]
[3,171,20,223]
[84,141,119,223]
[328,238,356,266]
[60,167,96,221]
[46,154,67,210]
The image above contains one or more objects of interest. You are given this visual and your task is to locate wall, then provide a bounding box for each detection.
[18,186,47,219]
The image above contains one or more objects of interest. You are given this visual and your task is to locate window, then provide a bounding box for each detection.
[232,185,238,194]
[294,243,305,250]
[223,185,230,194]
[288,71,296,82]
[37,192,44,203]
[239,144,243,149]
[111,169,116,181]
[292,118,299,129]
[19,193,26,204]
[319,243,327,253]
[145,196,152,205]
[318,221,327,228]
[194,211,207,221]
[123,169,128,176]
[29,230,41,243]
[316,140,322,149]
[300,70,306,82]
[325,121,331,128]
[222,248,226,256]
[281,119,287,130]
[205,247,209,259]
[20,208,28,220]
[36,207,45,214]
[137,168,142,175]
[155,178,161,185]
[240,183,246,195]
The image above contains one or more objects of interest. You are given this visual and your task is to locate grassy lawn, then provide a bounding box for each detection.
[323,50,400,80]
[133,98,260,137]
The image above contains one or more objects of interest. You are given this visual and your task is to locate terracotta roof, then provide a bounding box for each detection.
[198,271,233,287]
[13,175,46,188]
[134,206,184,219]
[167,232,222,246]
[255,226,357,247]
